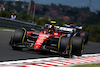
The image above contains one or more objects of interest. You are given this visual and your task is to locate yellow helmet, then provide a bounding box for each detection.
[51,20,57,24]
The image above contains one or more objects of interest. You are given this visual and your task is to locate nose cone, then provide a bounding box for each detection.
[34,44,41,49]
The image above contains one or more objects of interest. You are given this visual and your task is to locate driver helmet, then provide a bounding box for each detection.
[48,20,57,34]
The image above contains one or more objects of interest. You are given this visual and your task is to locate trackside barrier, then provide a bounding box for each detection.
[0,17,41,30]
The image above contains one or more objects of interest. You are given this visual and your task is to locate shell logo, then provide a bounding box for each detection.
[36,46,39,49]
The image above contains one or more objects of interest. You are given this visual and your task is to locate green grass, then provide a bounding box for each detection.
[0,27,15,30]
[72,63,100,67]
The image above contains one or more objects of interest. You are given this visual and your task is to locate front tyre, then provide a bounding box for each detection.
[58,36,72,58]
[9,28,27,50]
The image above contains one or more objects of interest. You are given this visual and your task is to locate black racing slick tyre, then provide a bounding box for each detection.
[80,32,89,44]
[72,36,84,56]
[59,36,72,58]
[9,28,27,50]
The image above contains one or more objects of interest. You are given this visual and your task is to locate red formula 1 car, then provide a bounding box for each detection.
[9,23,88,57]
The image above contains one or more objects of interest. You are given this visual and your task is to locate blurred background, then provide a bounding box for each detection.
[0,0,100,43]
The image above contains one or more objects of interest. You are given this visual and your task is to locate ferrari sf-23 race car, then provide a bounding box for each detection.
[9,22,88,57]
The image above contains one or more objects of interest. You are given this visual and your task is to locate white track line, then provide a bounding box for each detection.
[2,29,15,32]
[0,54,100,67]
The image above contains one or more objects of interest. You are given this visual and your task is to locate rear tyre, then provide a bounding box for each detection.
[10,28,27,50]
[80,32,88,44]
[72,36,84,56]
[59,36,72,58]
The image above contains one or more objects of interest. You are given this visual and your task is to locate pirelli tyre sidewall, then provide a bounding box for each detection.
[80,32,89,44]
[72,36,84,56]
[58,36,72,57]
[11,28,27,50]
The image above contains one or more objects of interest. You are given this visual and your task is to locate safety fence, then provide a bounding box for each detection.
[0,17,41,30]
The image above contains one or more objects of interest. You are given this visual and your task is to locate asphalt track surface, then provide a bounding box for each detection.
[0,30,100,62]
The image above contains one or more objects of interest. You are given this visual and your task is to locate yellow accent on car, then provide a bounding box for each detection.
[48,30,51,32]
[36,46,39,49]
[22,28,26,42]
[70,44,72,53]
[81,41,84,54]
[58,34,66,49]
[39,37,45,39]
[69,39,72,54]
